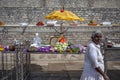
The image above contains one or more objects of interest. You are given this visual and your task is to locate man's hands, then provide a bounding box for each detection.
[103,74,110,80]
[95,67,110,80]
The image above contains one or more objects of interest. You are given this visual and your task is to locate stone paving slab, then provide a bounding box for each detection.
[30,61,84,72]
[30,70,120,80]
[30,71,81,80]
[48,63,66,71]
[30,60,120,80]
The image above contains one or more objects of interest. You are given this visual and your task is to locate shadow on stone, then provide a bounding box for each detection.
[30,64,43,72]
[30,70,120,80]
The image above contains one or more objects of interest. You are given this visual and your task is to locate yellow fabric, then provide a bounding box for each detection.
[45,10,85,21]
[0,47,4,51]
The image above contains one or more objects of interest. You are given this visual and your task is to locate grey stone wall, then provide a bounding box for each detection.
[0,7,120,25]
[0,0,120,25]
[0,0,120,45]
[0,0,120,8]
[0,26,120,45]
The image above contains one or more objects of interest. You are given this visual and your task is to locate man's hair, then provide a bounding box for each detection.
[91,30,103,38]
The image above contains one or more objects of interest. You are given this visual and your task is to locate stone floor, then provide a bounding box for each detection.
[30,61,120,80]
[30,69,120,80]
[0,62,119,80]
[0,53,120,80]
[30,71,82,80]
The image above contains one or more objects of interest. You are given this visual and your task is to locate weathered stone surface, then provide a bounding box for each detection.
[0,26,120,45]
[0,0,120,8]
[0,0,120,24]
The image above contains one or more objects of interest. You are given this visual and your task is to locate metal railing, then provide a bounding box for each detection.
[0,40,30,80]
[0,30,31,80]
[104,37,120,73]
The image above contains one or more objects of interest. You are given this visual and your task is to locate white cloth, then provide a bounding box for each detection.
[80,42,104,80]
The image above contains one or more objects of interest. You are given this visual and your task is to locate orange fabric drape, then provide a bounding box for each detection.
[58,37,67,43]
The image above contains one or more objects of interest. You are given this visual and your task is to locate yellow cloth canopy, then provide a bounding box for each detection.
[45,10,85,21]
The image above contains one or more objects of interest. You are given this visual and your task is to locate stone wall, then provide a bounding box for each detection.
[0,0,120,25]
[0,26,120,45]
[0,7,120,25]
[0,0,120,8]
[0,0,120,72]
[0,0,120,45]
